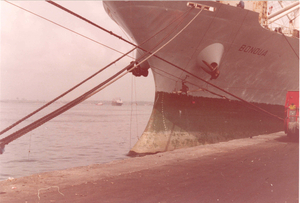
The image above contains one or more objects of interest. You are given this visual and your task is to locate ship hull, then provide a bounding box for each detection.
[103,1,299,154]
[129,92,284,154]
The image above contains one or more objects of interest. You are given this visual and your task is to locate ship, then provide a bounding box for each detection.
[0,1,298,157]
[103,1,300,155]
[103,1,299,155]
[112,97,123,106]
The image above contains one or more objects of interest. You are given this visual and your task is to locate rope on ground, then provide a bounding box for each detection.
[38,186,64,200]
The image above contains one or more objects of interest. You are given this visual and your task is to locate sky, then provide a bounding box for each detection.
[0,1,155,102]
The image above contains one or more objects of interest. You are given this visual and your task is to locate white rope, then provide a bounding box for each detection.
[37,186,64,200]
[87,8,204,99]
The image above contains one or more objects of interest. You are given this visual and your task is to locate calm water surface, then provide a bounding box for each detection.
[0,101,152,181]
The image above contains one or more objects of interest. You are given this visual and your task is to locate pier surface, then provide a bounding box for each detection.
[0,132,298,203]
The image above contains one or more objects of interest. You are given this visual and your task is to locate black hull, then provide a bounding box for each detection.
[129,91,284,154]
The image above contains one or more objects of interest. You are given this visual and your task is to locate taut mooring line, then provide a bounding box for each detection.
[46,0,135,45]
[281,32,299,59]
[45,1,197,72]
[4,0,130,57]
[0,1,192,137]
[0,7,202,152]
[46,1,285,121]
[0,48,134,137]
[0,64,129,150]
[60,8,204,102]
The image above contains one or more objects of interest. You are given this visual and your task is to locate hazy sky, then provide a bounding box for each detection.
[1,1,155,102]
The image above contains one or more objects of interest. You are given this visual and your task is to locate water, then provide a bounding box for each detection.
[0,101,152,181]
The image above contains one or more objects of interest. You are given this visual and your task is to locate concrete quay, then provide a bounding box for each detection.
[0,131,298,203]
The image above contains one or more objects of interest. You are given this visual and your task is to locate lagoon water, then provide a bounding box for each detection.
[0,101,152,181]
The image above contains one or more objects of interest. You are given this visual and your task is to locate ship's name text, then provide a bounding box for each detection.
[238,45,268,56]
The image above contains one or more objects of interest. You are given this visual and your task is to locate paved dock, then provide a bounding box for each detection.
[0,132,298,203]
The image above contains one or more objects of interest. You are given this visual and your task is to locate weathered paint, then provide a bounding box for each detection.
[129,92,284,154]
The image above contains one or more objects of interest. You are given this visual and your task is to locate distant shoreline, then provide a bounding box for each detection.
[0,100,154,105]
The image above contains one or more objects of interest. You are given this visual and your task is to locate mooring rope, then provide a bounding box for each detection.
[72,8,205,100]
[0,1,192,137]
[281,32,299,59]
[45,0,199,71]
[47,0,284,121]
[0,7,202,149]
[0,65,128,147]
[162,66,284,121]
[152,67,231,100]
[4,0,132,58]
[0,47,134,137]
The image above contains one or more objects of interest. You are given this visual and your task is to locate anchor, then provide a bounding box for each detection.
[202,60,220,80]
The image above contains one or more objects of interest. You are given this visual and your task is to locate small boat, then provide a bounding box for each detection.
[96,102,103,106]
[111,98,123,106]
